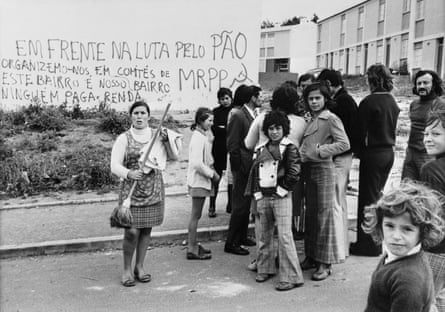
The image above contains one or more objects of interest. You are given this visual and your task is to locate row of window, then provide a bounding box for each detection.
[316,36,424,74]
[317,0,426,51]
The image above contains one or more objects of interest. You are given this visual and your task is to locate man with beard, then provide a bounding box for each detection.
[401,70,445,180]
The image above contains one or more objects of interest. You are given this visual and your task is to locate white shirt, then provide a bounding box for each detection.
[383,243,422,264]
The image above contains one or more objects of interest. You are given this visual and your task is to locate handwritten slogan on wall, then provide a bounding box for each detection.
[0,0,260,110]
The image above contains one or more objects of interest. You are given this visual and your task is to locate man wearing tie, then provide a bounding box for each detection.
[225,84,262,255]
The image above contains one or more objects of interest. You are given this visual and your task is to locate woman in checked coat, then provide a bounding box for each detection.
[299,82,350,281]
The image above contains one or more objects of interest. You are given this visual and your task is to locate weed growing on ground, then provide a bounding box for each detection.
[0,147,118,196]
[97,109,131,136]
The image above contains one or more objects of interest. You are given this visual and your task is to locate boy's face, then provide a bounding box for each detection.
[424,121,445,156]
[382,212,420,257]
[218,95,232,108]
[267,124,284,143]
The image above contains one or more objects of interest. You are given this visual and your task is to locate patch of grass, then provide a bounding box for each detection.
[0,147,118,196]
[0,100,190,198]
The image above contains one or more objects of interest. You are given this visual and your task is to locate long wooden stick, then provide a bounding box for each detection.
[126,102,172,200]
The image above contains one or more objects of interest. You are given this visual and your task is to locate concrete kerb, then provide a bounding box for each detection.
[1,190,182,210]
[1,189,228,211]
[0,224,255,259]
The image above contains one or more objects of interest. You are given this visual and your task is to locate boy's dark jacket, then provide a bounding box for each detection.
[244,137,300,197]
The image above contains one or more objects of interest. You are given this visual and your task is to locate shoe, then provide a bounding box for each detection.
[121,278,136,287]
[186,251,212,260]
[349,243,381,257]
[208,211,217,218]
[134,269,151,283]
[311,264,332,281]
[247,259,257,272]
[224,244,249,256]
[255,273,272,283]
[241,238,256,247]
[198,244,211,254]
[275,281,304,291]
[300,257,317,271]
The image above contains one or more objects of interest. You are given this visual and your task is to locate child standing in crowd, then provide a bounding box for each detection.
[362,181,444,312]
[186,108,220,260]
[299,82,350,281]
[245,110,304,291]
[421,110,445,311]
[209,87,233,218]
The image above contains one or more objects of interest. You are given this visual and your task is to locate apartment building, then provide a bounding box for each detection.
[316,0,445,77]
[259,22,317,74]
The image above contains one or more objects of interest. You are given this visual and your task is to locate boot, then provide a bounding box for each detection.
[226,184,233,213]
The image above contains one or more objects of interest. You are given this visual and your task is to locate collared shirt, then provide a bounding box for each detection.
[384,243,422,264]
[243,104,256,119]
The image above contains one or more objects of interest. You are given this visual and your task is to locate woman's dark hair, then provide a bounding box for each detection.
[129,101,150,115]
[270,82,299,115]
[283,80,298,89]
[217,87,233,100]
[297,73,316,87]
[190,107,213,130]
[366,64,394,92]
[262,110,290,137]
[302,82,332,111]
[412,70,444,96]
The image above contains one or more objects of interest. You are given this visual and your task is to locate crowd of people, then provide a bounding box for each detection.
[111,63,445,310]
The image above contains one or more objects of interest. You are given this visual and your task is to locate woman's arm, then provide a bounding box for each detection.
[189,134,214,179]
[110,134,130,179]
[318,115,350,158]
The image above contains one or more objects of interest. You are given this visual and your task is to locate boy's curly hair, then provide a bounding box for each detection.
[362,180,445,249]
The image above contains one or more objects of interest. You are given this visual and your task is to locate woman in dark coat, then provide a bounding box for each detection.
[209,87,233,217]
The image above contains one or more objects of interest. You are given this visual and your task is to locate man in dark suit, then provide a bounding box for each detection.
[224,85,262,255]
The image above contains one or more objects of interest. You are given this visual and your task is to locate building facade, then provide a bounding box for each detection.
[316,0,445,77]
[259,22,317,74]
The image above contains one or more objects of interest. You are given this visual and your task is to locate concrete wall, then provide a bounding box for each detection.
[0,0,261,111]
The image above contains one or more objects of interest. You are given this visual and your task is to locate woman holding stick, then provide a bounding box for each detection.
[111,101,177,287]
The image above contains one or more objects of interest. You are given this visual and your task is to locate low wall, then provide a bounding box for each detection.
[258,72,299,91]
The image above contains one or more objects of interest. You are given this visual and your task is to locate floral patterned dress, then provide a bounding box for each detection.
[118,130,165,228]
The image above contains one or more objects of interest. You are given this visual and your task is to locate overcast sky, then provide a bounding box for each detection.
[261,0,364,22]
